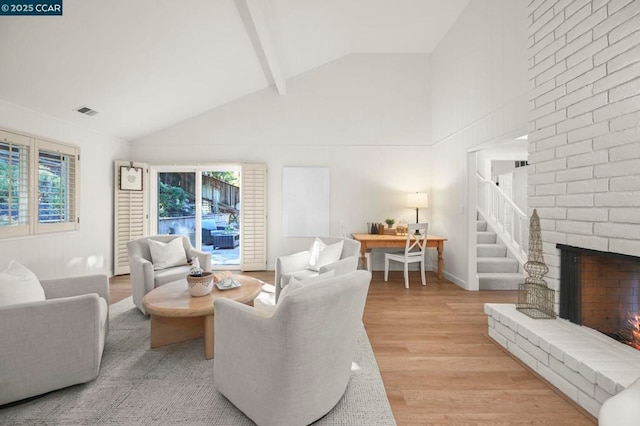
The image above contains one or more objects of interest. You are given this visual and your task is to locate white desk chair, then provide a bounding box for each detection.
[384,223,429,289]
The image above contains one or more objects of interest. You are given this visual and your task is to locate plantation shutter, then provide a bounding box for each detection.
[35,139,79,233]
[114,160,148,275]
[0,130,31,238]
[240,163,267,271]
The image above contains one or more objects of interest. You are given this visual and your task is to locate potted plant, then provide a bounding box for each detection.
[187,264,213,297]
[385,218,395,228]
[189,265,204,277]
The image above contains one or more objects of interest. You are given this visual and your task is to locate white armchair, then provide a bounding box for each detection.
[213,270,371,426]
[274,237,361,301]
[127,235,211,314]
[0,274,109,405]
[599,376,640,426]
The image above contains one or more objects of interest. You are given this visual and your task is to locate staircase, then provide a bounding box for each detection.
[477,213,525,290]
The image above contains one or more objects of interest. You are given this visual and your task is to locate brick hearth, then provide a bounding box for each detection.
[485,303,640,417]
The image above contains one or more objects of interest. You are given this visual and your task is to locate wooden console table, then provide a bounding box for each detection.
[351,233,447,280]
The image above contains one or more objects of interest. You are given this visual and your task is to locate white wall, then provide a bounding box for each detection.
[429,0,530,288]
[0,100,129,278]
[132,54,433,269]
[513,166,528,213]
[492,160,518,181]
[477,143,529,179]
[528,0,640,304]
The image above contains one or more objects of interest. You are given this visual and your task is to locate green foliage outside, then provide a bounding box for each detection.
[0,161,16,225]
[1,161,66,225]
[39,166,63,209]
[159,181,195,218]
[38,152,71,223]
[158,171,238,219]
[204,171,239,186]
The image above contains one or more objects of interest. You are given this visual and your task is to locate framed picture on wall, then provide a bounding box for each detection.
[120,166,143,191]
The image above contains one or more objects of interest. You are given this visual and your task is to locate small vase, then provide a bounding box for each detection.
[186,272,214,297]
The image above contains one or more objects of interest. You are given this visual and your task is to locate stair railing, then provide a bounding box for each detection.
[476,173,528,265]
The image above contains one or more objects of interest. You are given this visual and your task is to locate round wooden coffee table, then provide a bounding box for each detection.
[142,274,262,359]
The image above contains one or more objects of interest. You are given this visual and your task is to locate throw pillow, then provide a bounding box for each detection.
[280,270,337,303]
[278,280,304,302]
[307,237,326,270]
[148,238,188,270]
[308,238,344,272]
[0,260,46,307]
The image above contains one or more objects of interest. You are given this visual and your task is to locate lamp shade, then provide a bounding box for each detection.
[407,192,429,208]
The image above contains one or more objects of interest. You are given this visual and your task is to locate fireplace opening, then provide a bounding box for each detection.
[558,244,640,351]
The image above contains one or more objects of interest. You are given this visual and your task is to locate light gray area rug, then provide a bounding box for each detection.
[1,296,396,425]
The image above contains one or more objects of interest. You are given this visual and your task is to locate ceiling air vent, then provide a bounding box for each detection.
[75,106,99,116]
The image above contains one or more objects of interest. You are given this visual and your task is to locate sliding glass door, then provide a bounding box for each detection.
[200,170,240,266]
[156,171,197,245]
[150,165,241,269]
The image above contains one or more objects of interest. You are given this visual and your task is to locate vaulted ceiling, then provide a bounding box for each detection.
[0,0,469,140]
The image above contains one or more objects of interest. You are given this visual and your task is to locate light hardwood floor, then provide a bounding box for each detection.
[109,271,596,425]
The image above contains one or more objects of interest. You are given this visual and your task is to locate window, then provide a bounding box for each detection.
[0,131,31,237]
[0,129,80,238]
[36,140,79,233]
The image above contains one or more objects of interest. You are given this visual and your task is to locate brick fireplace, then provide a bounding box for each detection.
[558,244,640,350]
[516,0,640,416]
[487,239,640,420]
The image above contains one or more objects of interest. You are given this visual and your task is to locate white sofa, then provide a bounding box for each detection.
[127,235,211,314]
[274,236,360,301]
[599,376,640,426]
[0,274,109,406]
[213,270,371,426]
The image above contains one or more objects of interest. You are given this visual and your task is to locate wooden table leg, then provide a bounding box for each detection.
[360,244,368,269]
[204,314,214,360]
[437,241,444,280]
[150,315,204,348]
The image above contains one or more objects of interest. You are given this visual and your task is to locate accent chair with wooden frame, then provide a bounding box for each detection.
[384,223,429,289]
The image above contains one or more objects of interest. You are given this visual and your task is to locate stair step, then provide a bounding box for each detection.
[477,257,519,273]
[477,244,507,257]
[477,231,496,244]
[477,221,487,232]
[478,272,525,290]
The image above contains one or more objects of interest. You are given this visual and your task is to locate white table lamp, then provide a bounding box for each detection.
[407,192,429,224]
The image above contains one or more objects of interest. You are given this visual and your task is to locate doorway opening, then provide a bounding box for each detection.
[466,133,529,291]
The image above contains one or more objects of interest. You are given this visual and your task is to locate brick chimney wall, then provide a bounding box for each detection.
[527,0,640,312]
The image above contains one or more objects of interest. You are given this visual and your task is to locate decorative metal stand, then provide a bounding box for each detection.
[517,209,556,319]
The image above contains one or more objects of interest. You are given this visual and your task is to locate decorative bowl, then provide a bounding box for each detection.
[186,272,214,297]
